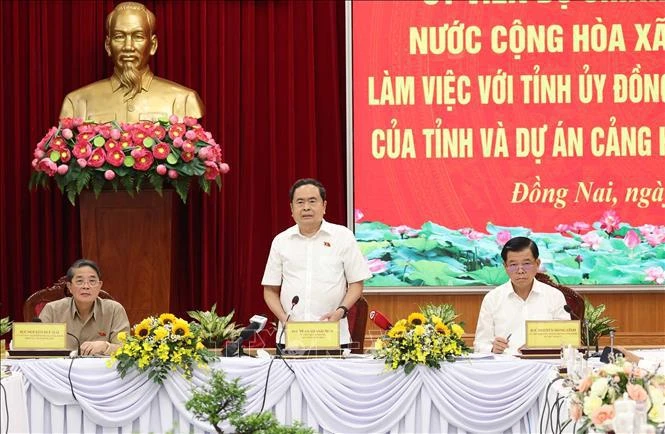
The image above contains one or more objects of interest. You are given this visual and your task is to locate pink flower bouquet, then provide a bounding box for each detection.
[30,116,229,204]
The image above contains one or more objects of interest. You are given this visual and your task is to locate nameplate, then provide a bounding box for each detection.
[285,321,340,350]
[12,322,67,349]
[525,320,581,349]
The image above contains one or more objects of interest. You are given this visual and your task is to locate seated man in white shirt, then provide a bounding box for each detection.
[474,236,570,355]
[262,178,372,348]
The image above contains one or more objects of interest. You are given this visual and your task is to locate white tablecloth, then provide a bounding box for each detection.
[0,371,30,433]
[8,356,557,433]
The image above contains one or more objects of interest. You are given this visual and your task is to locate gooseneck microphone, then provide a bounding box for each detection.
[223,315,268,357]
[369,310,393,331]
[563,305,591,359]
[276,296,300,353]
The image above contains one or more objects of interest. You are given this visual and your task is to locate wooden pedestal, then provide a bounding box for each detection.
[80,190,173,327]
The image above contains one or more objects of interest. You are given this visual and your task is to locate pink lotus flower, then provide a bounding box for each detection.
[181,151,195,162]
[87,148,106,168]
[645,232,665,247]
[106,149,125,167]
[572,222,591,233]
[367,258,388,274]
[590,405,615,426]
[496,230,512,246]
[49,137,67,151]
[152,142,170,160]
[581,232,603,250]
[168,124,186,140]
[56,164,68,175]
[645,267,665,284]
[156,164,167,176]
[183,116,198,127]
[354,209,364,223]
[181,140,196,154]
[168,114,179,124]
[555,224,571,234]
[37,158,57,176]
[110,128,121,140]
[204,161,219,180]
[599,210,621,234]
[627,383,648,401]
[95,124,112,138]
[131,128,148,145]
[168,169,178,179]
[77,158,87,168]
[153,126,166,140]
[133,152,154,171]
[61,128,73,140]
[72,140,92,159]
[138,121,155,134]
[104,139,120,153]
[173,137,184,148]
[104,170,115,181]
[391,225,418,237]
[460,228,485,240]
[623,230,640,249]
[58,149,71,163]
[219,163,230,174]
[33,149,45,159]
[185,130,197,140]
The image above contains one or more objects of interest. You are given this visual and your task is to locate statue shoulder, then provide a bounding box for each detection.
[151,76,205,118]
[63,78,112,102]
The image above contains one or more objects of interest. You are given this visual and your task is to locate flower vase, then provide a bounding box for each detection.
[634,401,648,434]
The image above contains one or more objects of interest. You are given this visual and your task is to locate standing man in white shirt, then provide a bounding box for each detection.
[262,178,372,346]
[474,236,570,355]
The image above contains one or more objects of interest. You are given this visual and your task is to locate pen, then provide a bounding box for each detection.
[506,333,512,342]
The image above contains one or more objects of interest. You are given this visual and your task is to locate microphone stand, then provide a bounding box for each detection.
[583,319,591,360]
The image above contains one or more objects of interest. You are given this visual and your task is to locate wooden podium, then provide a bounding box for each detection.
[80,190,173,326]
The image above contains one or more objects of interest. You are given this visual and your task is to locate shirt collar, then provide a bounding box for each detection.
[287,219,332,239]
[69,297,102,320]
[110,69,154,94]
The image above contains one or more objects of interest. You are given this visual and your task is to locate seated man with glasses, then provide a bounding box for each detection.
[39,259,130,356]
[473,237,570,355]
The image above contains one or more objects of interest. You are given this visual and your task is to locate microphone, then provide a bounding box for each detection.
[609,329,616,363]
[369,310,393,331]
[33,317,81,357]
[223,315,268,357]
[276,296,300,353]
[563,305,591,359]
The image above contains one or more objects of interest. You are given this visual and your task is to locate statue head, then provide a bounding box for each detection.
[104,2,158,100]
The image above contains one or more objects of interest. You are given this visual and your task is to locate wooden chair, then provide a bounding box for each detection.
[347,296,369,354]
[23,276,114,321]
[535,272,584,322]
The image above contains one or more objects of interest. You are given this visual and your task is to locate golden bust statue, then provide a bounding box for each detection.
[60,2,204,123]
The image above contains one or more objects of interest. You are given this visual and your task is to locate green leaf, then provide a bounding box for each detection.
[174,177,191,203]
[149,173,165,194]
[198,176,210,194]
[404,362,416,375]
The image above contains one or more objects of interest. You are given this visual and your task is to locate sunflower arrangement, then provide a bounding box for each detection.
[374,306,470,374]
[109,313,216,384]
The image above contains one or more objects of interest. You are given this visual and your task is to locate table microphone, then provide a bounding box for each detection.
[276,295,299,354]
[369,310,393,331]
[563,305,591,359]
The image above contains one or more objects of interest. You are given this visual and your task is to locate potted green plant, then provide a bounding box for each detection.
[0,317,12,359]
[187,304,242,350]
[582,298,616,351]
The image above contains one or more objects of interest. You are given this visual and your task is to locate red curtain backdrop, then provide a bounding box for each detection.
[0,0,347,339]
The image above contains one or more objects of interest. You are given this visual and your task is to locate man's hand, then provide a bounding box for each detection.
[80,340,108,356]
[492,336,510,354]
[320,308,344,322]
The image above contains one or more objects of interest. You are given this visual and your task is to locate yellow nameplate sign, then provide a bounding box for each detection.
[285,321,340,350]
[525,320,581,349]
[12,322,67,349]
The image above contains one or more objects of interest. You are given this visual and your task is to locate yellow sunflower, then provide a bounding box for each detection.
[388,323,407,338]
[117,331,127,342]
[435,322,451,335]
[172,318,191,337]
[451,323,464,338]
[134,319,152,339]
[153,326,169,341]
[159,313,177,326]
[407,312,427,326]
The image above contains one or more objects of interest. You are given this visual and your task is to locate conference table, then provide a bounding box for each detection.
[3,355,562,433]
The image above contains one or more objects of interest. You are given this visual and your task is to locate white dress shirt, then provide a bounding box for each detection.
[262,220,372,344]
[473,279,570,354]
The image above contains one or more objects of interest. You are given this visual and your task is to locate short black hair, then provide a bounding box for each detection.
[289,178,326,202]
[66,259,102,281]
[501,237,539,262]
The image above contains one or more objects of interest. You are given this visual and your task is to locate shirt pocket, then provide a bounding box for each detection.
[317,255,344,285]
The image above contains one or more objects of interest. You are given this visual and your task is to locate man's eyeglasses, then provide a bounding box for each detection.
[506,263,536,273]
[72,279,100,287]
[293,198,321,208]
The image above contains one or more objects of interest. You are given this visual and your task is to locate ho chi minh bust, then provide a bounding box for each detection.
[59,2,204,123]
